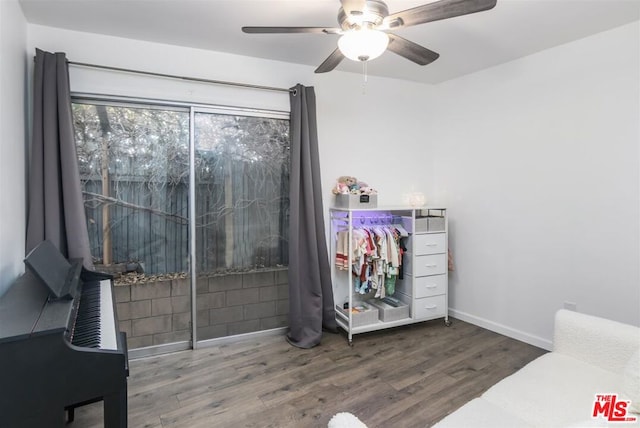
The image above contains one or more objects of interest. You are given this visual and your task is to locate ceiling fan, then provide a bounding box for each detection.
[242,0,497,73]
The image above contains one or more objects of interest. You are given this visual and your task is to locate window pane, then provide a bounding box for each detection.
[73,103,190,275]
[194,112,290,272]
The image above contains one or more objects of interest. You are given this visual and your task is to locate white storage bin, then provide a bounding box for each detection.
[427,216,446,232]
[367,299,410,322]
[334,194,378,209]
[335,304,379,327]
[402,216,431,233]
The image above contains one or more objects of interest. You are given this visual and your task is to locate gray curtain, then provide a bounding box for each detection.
[286,84,336,349]
[26,49,93,267]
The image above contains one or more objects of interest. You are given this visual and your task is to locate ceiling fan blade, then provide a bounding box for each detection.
[384,0,497,28]
[315,48,345,73]
[387,33,439,66]
[242,26,341,34]
[340,0,366,17]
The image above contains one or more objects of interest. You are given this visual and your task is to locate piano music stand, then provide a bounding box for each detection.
[24,240,82,300]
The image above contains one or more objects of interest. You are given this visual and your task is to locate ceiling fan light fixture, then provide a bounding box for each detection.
[338,28,389,62]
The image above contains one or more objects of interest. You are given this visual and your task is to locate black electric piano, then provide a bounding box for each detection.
[0,240,129,427]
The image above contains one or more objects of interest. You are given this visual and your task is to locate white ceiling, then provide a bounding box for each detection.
[18,0,640,84]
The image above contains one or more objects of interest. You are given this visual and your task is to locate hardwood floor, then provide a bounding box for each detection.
[71,318,546,427]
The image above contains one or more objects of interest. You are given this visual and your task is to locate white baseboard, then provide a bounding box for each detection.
[449,308,553,351]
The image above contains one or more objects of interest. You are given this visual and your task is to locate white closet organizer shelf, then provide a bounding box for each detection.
[330,206,449,345]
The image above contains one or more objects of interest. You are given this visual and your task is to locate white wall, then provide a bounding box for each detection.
[0,0,27,296]
[314,72,439,209]
[429,22,640,348]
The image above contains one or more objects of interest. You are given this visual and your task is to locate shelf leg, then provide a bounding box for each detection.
[444,318,452,327]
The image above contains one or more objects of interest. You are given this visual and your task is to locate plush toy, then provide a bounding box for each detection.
[333,182,350,195]
[360,186,377,195]
[332,176,357,195]
[332,176,377,195]
[344,176,358,191]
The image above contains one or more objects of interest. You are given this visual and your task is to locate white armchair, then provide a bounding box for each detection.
[434,310,640,428]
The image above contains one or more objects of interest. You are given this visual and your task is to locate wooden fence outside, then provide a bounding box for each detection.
[82,165,289,275]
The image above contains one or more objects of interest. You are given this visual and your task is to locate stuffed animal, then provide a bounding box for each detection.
[343,176,358,191]
[333,182,350,195]
[332,176,378,195]
[360,186,377,195]
[332,176,357,195]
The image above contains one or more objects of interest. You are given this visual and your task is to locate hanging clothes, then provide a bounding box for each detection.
[383,227,400,296]
[335,223,405,298]
[335,230,350,271]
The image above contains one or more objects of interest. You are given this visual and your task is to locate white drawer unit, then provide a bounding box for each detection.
[405,253,447,277]
[414,274,447,299]
[330,206,449,345]
[412,233,447,255]
[414,295,447,319]
[395,274,446,298]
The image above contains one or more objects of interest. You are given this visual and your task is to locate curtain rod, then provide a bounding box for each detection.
[68,61,295,94]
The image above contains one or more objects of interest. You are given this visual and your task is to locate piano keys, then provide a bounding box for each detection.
[71,279,119,350]
[0,241,129,428]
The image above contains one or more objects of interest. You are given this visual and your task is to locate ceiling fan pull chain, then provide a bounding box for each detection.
[362,60,368,94]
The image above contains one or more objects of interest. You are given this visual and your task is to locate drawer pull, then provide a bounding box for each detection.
[425,305,437,310]
[425,264,437,268]
[425,285,437,289]
[425,243,438,247]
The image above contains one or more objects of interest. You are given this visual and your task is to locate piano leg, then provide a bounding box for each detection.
[103,384,127,428]
[66,397,102,423]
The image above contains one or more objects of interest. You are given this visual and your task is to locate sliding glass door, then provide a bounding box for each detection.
[192,108,290,345]
[73,99,290,353]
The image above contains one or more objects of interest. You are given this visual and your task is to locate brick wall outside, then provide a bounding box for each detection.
[115,267,289,349]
